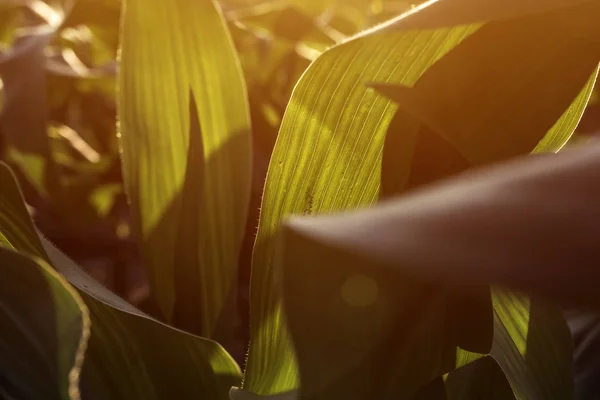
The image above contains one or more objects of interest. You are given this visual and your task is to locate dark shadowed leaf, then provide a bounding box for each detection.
[279,219,478,399]
[0,0,75,196]
[0,162,241,400]
[490,292,573,399]
[414,377,448,400]
[279,216,574,399]
[0,246,89,400]
[284,141,600,310]
[118,0,252,338]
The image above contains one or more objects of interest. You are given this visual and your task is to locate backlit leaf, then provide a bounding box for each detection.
[243,1,597,395]
[118,0,252,338]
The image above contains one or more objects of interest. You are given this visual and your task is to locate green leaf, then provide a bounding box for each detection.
[244,20,480,396]
[118,0,252,337]
[0,246,90,400]
[0,162,241,400]
[243,1,597,395]
[414,377,448,400]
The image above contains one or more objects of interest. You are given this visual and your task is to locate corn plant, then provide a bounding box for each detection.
[1,0,600,399]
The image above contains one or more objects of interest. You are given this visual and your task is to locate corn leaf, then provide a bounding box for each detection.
[243,1,597,395]
[0,162,241,400]
[118,0,252,337]
[244,22,479,395]
[279,221,478,399]
[0,246,89,400]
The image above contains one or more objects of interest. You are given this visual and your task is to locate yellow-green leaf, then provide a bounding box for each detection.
[0,246,90,400]
[244,1,597,395]
[118,0,252,337]
[0,162,241,400]
[244,22,479,395]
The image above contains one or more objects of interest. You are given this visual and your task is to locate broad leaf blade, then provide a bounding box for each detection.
[119,0,252,337]
[0,162,241,400]
[491,292,574,399]
[244,23,479,395]
[0,246,89,400]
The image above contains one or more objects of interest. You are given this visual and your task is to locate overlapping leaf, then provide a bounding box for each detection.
[118,0,252,338]
[244,0,598,396]
[0,246,89,400]
[244,22,479,395]
[0,162,241,400]
[278,140,600,398]
[279,224,574,399]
